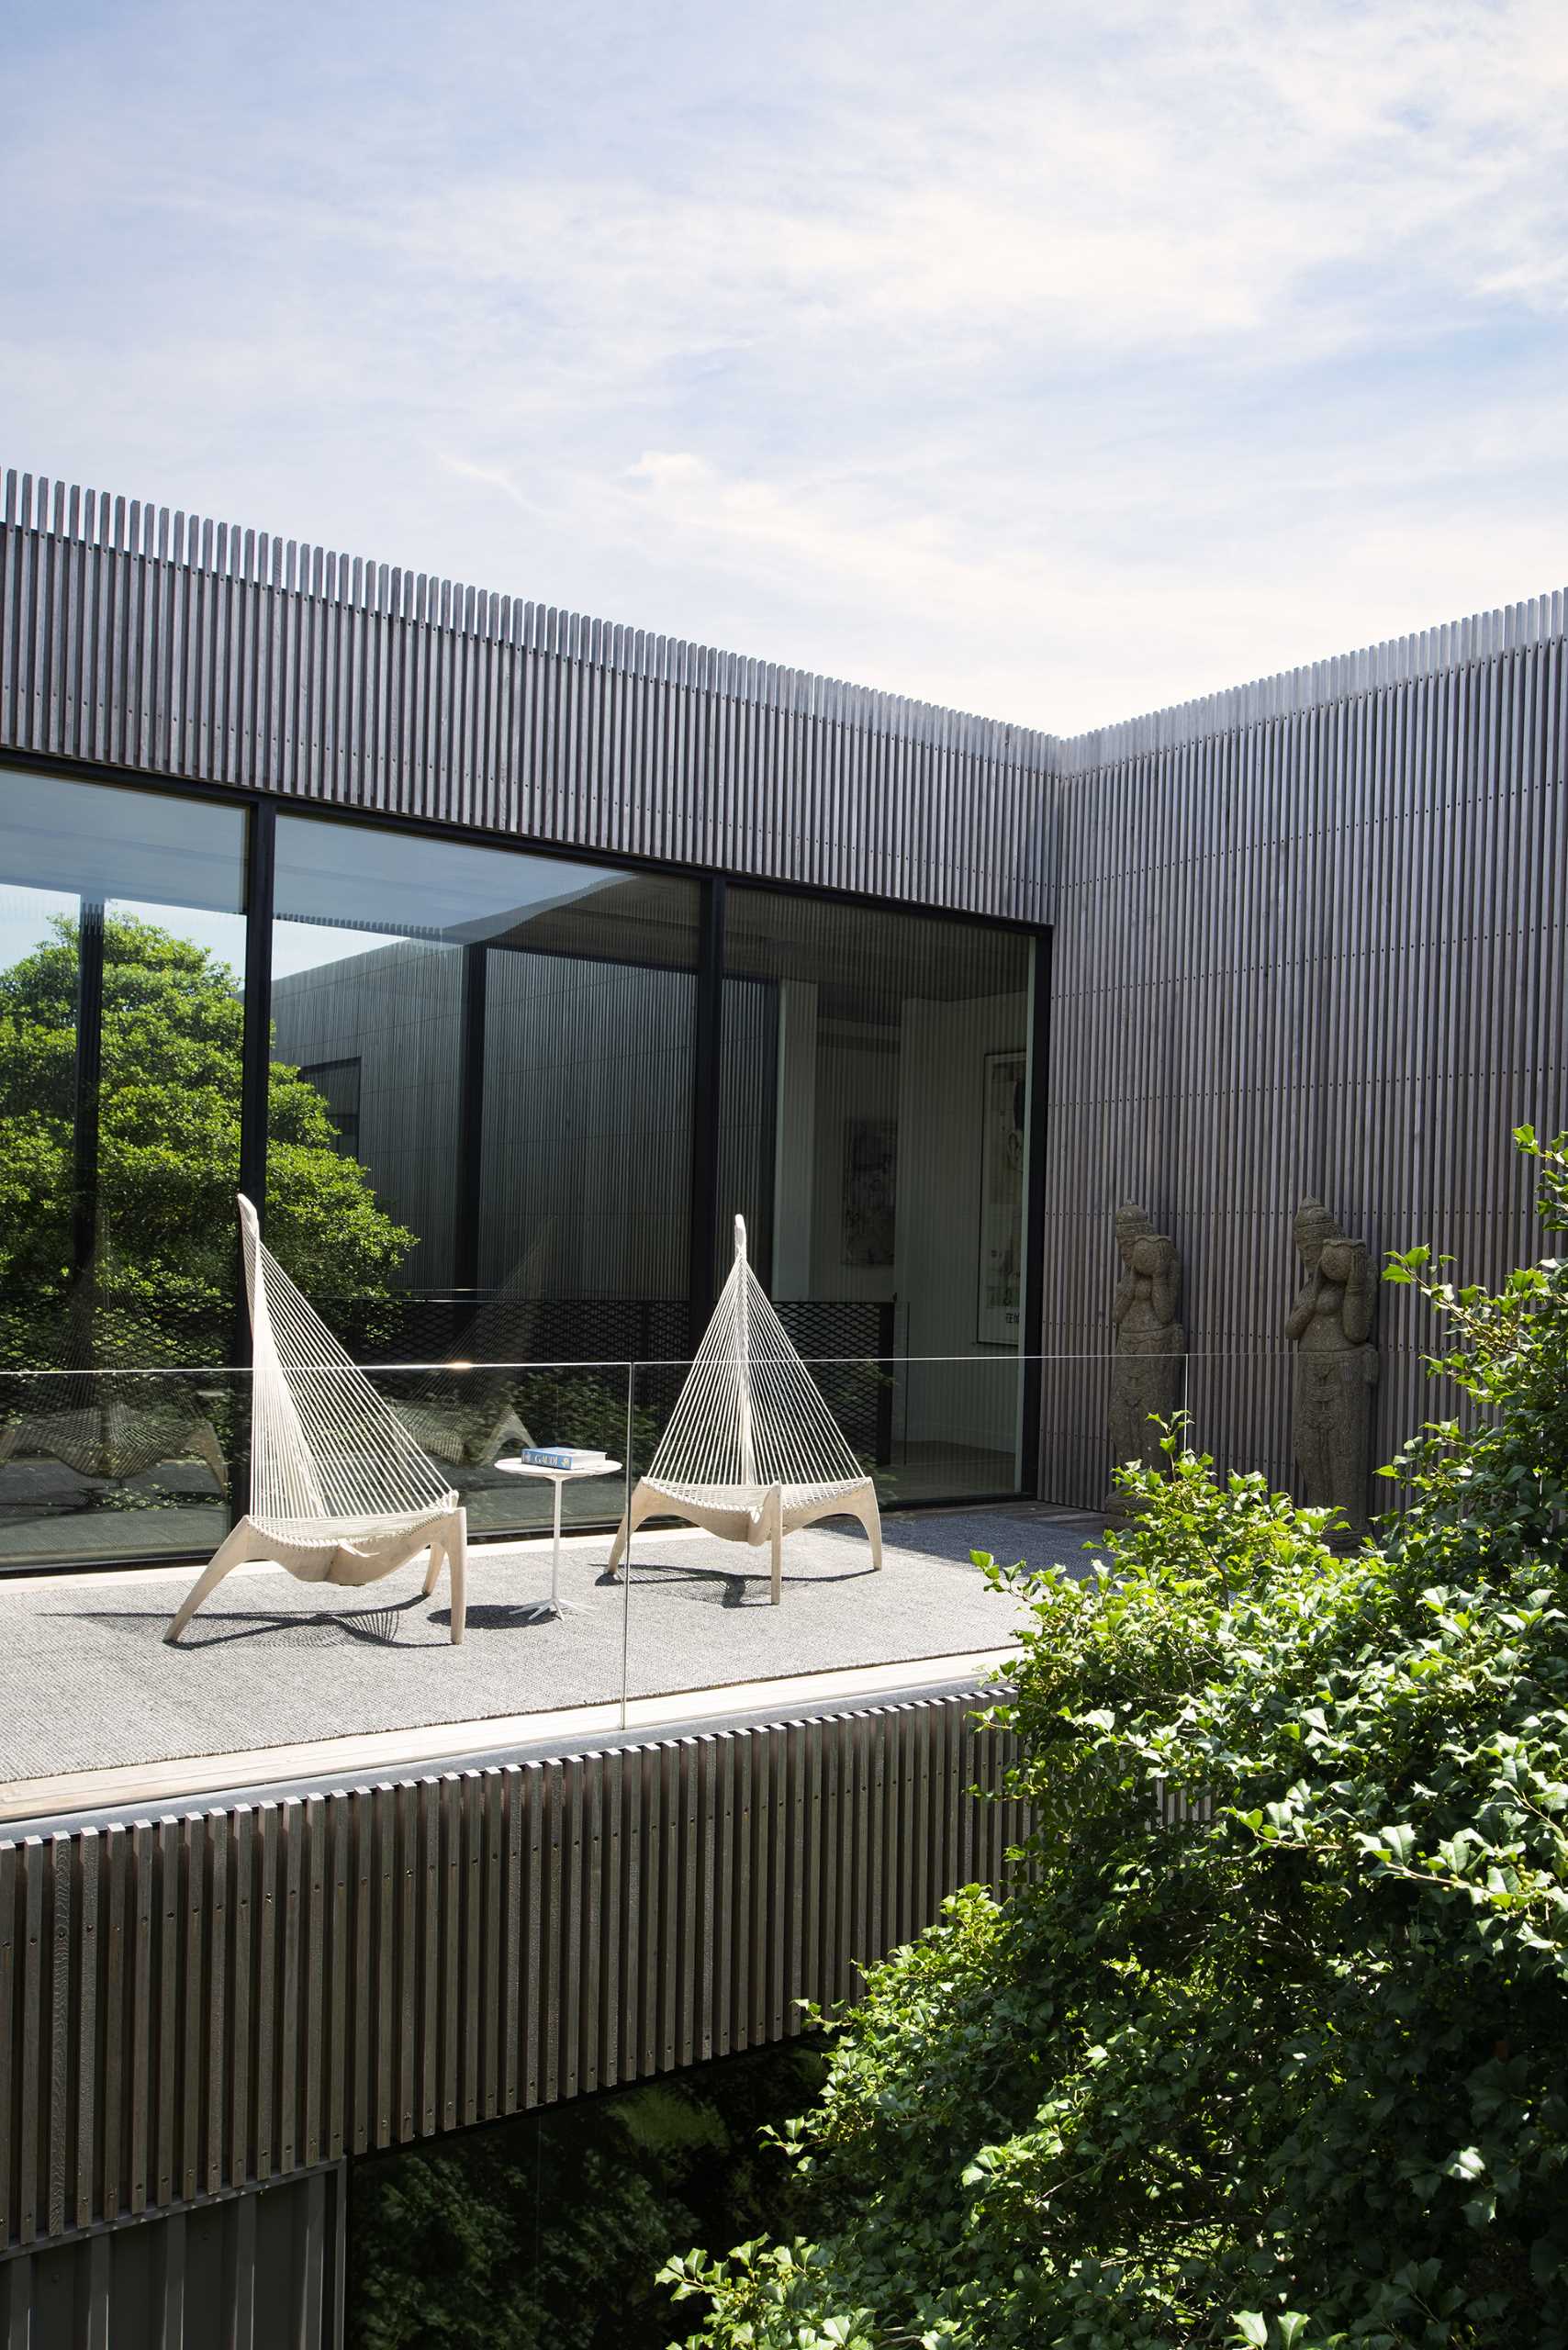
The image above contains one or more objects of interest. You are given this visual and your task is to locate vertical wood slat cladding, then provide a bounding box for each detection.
[0,2165,343,2350]
[0,1690,1024,2257]
[0,469,1055,923]
[8,462,1566,1508]
[1045,598,1568,1506]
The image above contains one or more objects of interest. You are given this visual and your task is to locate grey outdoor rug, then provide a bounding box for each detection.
[0,1508,1105,1785]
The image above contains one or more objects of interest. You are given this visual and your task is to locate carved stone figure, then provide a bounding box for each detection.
[1287,1198,1379,1533]
[1106,1203,1185,1504]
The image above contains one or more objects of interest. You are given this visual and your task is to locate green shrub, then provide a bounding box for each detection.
[663,1129,1568,2349]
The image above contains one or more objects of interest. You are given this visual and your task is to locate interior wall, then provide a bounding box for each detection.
[808,1026,900,1305]
[897,988,1030,1460]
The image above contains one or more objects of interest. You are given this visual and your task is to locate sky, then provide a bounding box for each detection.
[3,0,1567,735]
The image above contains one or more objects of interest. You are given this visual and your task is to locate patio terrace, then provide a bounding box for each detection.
[0,1505,1103,1823]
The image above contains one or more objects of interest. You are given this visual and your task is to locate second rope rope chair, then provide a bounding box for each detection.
[608,1215,882,1604]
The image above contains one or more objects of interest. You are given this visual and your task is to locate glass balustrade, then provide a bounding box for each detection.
[0,1349,1342,1799]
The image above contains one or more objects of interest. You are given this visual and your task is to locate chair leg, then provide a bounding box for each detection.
[422,1534,444,1596]
[166,1519,257,1643]
[770,1485,783,1606]
[447,1509,467,1646]
[860,1484,884,1572]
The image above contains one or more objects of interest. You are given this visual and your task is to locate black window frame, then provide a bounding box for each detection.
[0,748,1053,1562]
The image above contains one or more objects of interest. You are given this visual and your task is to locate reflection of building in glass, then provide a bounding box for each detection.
[297,1058,361,1158]
[263,874,1031,1502]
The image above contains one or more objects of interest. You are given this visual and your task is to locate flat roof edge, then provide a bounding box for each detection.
[0,462,1059,763]
[1063,584,1568,770]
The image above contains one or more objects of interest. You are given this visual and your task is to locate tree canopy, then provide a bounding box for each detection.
[666,1130,1568,2349]
[350,2042,825,2350]
[0,912,413,1363]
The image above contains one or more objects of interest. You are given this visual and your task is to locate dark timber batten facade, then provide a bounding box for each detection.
[1045,601,1568,1505]
[0,1697,1026,2295]
[2,466,1566,2346]
[0,468,1055,921]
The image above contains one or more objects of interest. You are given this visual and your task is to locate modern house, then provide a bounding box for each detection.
[1,468,1563,2343]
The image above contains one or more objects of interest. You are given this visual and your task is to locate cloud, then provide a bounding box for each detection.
[1,0,1566,731]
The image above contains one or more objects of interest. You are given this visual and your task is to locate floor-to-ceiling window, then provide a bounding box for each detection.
[0,764,248,1566]
[268,813,700,1537]
[0,763,1040,1571]
[719,890,1036,1503]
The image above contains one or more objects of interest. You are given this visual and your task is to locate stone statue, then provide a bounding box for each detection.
[1286,1198,1379,1533]
[1106,1203,1185,1504]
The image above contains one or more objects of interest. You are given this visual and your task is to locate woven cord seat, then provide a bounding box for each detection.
[608,1216,881,1605]
[166,1196,466,1644]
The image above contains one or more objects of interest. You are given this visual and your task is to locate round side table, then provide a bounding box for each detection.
[492,1459,623,1611]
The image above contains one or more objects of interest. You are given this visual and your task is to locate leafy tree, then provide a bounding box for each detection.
[0,912,413,1365]
[349,2040,826,2350]
[665,1128,1568,2349]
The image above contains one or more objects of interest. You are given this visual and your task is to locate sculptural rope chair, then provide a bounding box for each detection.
[165,1196,467,1645]
[607,1215,882,1605]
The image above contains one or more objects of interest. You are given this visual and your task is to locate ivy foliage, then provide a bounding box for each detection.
[664,1130,1568,2348]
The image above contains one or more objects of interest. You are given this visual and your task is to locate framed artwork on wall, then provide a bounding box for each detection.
[977,1049,1025,1344]
[841,1116,897,1267]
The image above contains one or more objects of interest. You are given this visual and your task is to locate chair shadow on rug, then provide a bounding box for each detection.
[76,1591,440,1649]
[609,1547,881,1608]
[426,1598,559,1634]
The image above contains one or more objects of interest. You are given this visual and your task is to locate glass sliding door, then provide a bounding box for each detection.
[476,870,699,1348]
[270,813,699,1535]
[719,888,1034,1504]
[0,767,1036,1572]
[270,816,471,1339]
[0,764,247,1567]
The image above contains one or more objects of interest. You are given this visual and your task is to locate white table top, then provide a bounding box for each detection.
[492,1457,622,1481]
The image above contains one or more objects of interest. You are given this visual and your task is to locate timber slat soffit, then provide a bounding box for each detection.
[0,1686,1025,2257]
